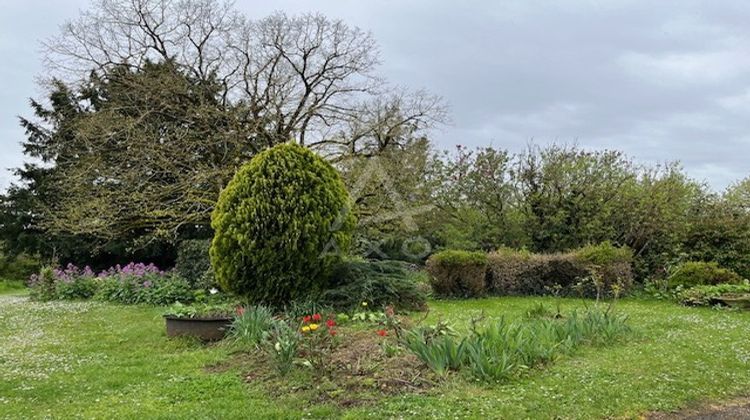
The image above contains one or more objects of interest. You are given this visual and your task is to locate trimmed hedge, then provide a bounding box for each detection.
[427,243,633,299]
[668,261,743,289]
[426,250,488,298]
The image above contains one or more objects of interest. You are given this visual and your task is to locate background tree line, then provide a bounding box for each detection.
[1,0,749,285]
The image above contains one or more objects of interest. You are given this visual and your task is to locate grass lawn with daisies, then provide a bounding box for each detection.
[2,292,750,419]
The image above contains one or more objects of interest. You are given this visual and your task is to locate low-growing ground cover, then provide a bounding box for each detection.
[2,293,750,419]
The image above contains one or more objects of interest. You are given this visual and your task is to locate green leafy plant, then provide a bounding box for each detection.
[676,283,750,306]
[403,331,467,376]
[210,142,356,306]
[266,320,301,377]
[164,302,238,319]
[668,261,743,289]
[175,239,214,289]
[404,308,631,382]
[321,259,428,311]
[227,305,275,347]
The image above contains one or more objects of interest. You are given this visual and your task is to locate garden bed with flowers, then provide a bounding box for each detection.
[5,294,750,418]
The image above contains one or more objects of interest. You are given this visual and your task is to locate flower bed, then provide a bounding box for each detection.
[29,262,195,305]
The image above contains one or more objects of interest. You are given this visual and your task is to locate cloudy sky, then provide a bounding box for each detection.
[2,0,749,190]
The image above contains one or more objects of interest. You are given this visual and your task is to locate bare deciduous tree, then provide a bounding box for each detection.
[43,0,445,156]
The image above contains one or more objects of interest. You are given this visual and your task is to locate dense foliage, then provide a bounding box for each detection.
[175,239,214,289]
[426,250,488,297]
[667,261,743,289]
[676,283,750,306]
[210,142,356,305]
[426,243,633,299]
[321,259,428,311]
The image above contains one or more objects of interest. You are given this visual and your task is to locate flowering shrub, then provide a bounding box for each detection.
[29,263,194,305]
[29,264,97,300]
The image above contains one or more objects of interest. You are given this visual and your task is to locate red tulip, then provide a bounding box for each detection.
[302,315,312,323]
[326,319,336,328]
[312,313,322,322]
[329,330,337,336]
[376,329,387,337]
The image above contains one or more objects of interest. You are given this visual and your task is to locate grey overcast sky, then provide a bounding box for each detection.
[1,0,749,191]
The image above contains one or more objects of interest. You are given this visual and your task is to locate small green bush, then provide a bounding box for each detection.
[55,277,98,300]
[676,283,750,306]
[210,142,356,306]
[94,273,194,305]
[175,239,213,289]
[426,250,488,298]
[29,267,57,301]
[321,259,427,311]
[668,261,743,289]
[0,254,41,283]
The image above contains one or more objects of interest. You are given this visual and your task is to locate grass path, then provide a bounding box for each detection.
[2,294,750,418]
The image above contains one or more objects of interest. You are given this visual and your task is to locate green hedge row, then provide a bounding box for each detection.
[426,242,633,299]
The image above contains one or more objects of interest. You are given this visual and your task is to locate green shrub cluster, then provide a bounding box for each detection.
[676,283,750,306]
[426,250,488,297]
[210,142,356,306]
[668,261,743,289]
[0,253,41,283]
[404,308,631,382]
[427,243,633,299]
[321,259,428,311]
[94,274,193,305]
[175,239,214,289]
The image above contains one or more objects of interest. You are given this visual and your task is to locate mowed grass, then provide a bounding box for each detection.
[2,293,750,419]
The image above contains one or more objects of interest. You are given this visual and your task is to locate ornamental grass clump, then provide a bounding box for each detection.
[210,142,356,306]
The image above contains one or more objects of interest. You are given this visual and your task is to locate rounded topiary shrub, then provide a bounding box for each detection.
[210,142,356,306]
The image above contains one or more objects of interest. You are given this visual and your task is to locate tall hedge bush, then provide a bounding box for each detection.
[427,243,633,299]
[487,243,633,298]
[210,142,356,305]
[426,250,488,298]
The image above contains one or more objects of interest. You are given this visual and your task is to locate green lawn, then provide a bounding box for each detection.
[2,293,750,419]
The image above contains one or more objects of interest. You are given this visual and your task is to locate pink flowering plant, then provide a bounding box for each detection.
[29,262,194,305]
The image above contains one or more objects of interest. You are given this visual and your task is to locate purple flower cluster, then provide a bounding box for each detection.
[97,262,165,279]
[29,262,166,288]
[52,263,96,284]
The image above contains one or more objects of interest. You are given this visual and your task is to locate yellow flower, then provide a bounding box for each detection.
[301,325,311,333]
[309,323,319,331]
[361,301,368,307]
